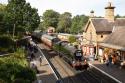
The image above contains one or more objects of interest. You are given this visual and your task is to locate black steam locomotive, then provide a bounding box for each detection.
[32,33,89,70]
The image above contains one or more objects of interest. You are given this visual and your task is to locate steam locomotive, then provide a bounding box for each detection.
[32,33,89,70]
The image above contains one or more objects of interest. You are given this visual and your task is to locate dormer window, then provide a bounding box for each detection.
[101,35,103,38]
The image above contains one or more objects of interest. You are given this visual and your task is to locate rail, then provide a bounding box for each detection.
[36,45,63,82]
[52,56,75,83]
[88,63,122,83]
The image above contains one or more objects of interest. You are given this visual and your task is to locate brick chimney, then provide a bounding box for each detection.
[105,2,115,22]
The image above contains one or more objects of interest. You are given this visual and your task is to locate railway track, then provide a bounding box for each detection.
[39,43,77,83]
[51,56,75,83]
[38,43,118,83]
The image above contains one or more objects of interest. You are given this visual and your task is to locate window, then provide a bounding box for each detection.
[101,35,103,38]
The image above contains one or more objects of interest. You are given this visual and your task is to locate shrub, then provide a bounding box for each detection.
[0,63,36,83]
[0,36,15,52]
[0,48,36,83]
[15,67,36,82]
[68,35,76,44]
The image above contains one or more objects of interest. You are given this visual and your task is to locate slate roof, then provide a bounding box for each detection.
[85,18,125,34]
[99,26,125,51]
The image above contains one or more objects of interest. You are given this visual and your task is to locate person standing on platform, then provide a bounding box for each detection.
[108,55,112,67]
[39,56,42,66]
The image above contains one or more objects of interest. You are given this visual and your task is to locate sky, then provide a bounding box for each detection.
[0,0,125,17]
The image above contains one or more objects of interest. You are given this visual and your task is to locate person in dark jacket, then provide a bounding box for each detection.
[39,56,42,66]
[107,55,112,67]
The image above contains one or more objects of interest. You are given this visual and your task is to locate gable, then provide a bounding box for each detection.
[84,18,96,33]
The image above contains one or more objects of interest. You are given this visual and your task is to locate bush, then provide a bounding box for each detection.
[0,63,36,83]
[15,67,36,82]
[13,78,30,83]
[16,38,29,47]
[68,35,76,43]
[0,36,15,52]
[0,48,36,83]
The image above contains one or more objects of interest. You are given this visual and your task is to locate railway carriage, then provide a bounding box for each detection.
[41,34,60,48]
[33,33,89,70]
[57,33,71,41]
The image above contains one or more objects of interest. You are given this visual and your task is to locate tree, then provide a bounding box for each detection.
[70,15,88,34]
[42,10,60,30]
[70,15,80,34]
[0,4,6,34]
[5,0,40,38]
[38,21,45,31]
[57,12,72,33]
[115,14,121,18]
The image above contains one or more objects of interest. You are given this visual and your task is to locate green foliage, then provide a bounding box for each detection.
[17,38,29,47]
[70,15,88,34]
[0,4,6,35]
[4,0,40,38]
[42,9,60,29]
[115,14,125,18]
[38,21,45,31]
[0,63,36,83]
[15,67,36,82]
[0,35,15,52]
[53,44,73,58]
[0,4,6,11]
[0,48,27,66]
[0,48,36,83]
[68,35,76,43]
[57,12,72,33]
[115,14,121,18]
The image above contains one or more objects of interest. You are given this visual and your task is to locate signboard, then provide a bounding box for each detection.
[99,49,103,56]
[86,46,90,55]
[90,47,94,55]
[82,46,86,53]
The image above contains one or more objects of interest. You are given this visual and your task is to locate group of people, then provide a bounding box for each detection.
[30,55,43,74]
[103,53,118,66]
[27,41,43,73]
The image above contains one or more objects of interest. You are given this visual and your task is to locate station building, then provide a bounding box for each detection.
[82,2,125,62]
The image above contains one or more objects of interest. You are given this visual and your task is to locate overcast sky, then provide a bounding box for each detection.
[1,0,125,17]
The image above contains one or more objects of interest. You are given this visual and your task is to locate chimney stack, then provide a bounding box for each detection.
[105,2,115,22]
